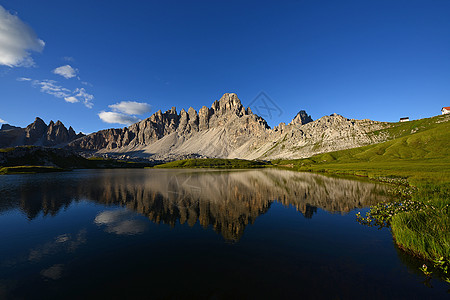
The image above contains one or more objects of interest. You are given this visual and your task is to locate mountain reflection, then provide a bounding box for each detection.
[0,169,391,241]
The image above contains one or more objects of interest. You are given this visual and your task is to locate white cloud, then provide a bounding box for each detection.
[74,87,94,108]
[53,65,78,79]
[98,111,140,125]
[64,96,79,103]
[109,101,151,115]
[17,77,31,81]
[0,118,7,123]
[62,56,74,62]
[0,5,45,67]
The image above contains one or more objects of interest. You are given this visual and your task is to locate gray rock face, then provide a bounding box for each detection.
[69,93,270,152]
[0,118,84,148]
[289,110,313,126]
[68,93,392,160]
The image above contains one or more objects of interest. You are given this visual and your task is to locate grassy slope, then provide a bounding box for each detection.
[274,114,450,179]
[154,158,270,169]
[274,114,450,270]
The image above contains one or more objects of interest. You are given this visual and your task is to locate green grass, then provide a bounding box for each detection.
[391,209,449,262]
[0,165,65,174]
[0,145,36,153]
[273,115,450,277]
[154,158,270,169]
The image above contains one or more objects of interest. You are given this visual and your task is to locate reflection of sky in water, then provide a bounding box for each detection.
[0,169,448,298]
[40,264,64,280]
[94,209,148,235]
[28,230,87,262]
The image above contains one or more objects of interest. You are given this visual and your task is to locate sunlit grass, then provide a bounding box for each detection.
[154,158,270,169]
[272,115,450,276]
[0,165,64,174]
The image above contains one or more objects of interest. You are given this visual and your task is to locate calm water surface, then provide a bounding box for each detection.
[0,169,448,299]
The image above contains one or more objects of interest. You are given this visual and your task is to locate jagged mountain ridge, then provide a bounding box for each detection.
[0,117,84,148]
[69,93,271,155]
[68,93,390,160]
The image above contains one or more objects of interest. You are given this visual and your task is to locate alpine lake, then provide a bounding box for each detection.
[0,168,448,299]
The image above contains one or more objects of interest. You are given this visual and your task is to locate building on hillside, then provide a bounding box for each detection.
[442,107,450,115]
[399,117,409,122]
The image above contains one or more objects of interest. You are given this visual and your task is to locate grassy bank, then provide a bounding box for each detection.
[273,116,450,279]
[0,165,65,174]
[154,158,270,169]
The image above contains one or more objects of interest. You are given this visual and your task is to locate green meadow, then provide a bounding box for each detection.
[274,114,450,277]
[154,158,269,169]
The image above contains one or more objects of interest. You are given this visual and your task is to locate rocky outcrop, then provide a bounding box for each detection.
[0,118,84,148]
[68,93,392,160]
[289,110,313,126]
[254,113,389,160]
[69,93,270,153]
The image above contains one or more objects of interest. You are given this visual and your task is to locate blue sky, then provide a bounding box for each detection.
[0,0,449,133]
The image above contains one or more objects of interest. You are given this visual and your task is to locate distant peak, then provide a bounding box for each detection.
[0,124,20,131]
[290,110,313,126]
[215,93,245,115]
[219,93,240,104]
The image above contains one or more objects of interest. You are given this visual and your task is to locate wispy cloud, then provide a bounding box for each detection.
[109,101,151,115]
[0,5,45,67]
[53,65,78,79]
[98,111,140,125]
[0,118,7,123]
[18,78,94,108]
[62,56,74,62]
[74,88,94,108]
[32,79,71,98]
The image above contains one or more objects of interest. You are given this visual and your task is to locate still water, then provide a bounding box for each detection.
[0,169,447,299]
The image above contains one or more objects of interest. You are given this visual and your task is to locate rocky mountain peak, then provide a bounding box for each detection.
[0,117,84,148]
[34,117,45,124]
[26,117,48,142]
[213,93,246,116]
[289,110,313,126]
[0,124,20,131]
[65,92,392,161]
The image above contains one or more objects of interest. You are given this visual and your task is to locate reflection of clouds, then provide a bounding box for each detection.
[55,234,70,243]
[94,209,148,235]
[28,229,86,262]
[40,264,64,280]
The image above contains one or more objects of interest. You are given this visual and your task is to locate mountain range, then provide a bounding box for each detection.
[0,117,84,148]
[1,93,401,161]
